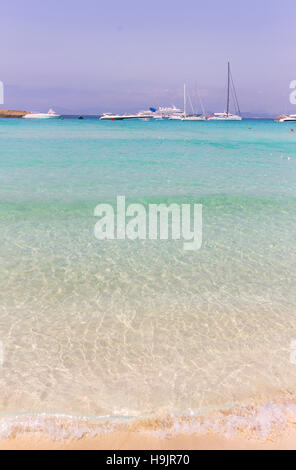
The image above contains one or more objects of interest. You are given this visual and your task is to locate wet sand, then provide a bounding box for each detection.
[1,427,296,450]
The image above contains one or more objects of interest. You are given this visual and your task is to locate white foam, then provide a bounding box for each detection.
[1,396,296,442]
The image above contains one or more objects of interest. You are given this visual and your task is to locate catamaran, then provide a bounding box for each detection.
[208,62,242,121]
[23,109,60,119]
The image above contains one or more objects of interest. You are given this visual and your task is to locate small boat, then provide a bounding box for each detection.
[136,108,156,119]
[278,114,296,122]
[208,63,242,121]
[100,113,144,120]
[100,113,125,120]
[208,112,242,121]
[23,109,60,119]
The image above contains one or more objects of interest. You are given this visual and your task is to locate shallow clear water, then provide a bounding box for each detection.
[0,118,296,434]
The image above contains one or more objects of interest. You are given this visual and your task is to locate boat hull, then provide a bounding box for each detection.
[23,115,60,119]
[208,116,242,121]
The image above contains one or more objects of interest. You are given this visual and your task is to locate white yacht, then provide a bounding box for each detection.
[168,86,185,120]
[278,114,296,122]
[100,113,125,120]
[23,109,60,119]
[154,105,183,119]
[100,109,155,120]
[100,102,205,121]
[208,62,242,121]
[136,108,156,118]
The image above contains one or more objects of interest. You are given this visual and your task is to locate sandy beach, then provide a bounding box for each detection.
[1,394,296,450]
[1,428,296,450]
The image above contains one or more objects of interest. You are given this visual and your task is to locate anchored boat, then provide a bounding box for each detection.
[208,62,242,121]
[23,109,60,119]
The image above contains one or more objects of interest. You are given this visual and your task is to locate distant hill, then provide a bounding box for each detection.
[0,109,27,118]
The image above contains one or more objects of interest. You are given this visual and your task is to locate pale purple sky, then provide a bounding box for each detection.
[1,0,295,114]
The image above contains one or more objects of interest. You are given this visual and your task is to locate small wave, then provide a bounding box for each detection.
[1,393,296,442]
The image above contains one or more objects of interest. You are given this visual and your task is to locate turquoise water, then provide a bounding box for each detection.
[0,118,296,436]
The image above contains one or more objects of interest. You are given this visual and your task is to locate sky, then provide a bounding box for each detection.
[1,0,296,114]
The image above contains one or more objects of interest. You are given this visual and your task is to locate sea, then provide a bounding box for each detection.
[0,117,296,440]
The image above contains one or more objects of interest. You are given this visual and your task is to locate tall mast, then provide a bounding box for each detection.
[230,67,241,116]
[184,83,186,118]
[196,82,206,117]
[226,62,230,116]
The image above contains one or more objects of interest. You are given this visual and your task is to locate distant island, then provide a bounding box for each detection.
[0,109,28,118]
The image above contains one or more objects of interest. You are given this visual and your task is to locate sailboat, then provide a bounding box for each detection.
[169,84,206,120]
[208,62,242,121]
[182,84,207,121]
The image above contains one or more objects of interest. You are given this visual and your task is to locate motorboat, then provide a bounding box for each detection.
[23,109,60,119]
[278,114,296,122]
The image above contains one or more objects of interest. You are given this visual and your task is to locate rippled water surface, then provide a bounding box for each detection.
[0,118,296,429]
